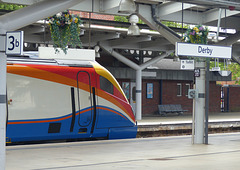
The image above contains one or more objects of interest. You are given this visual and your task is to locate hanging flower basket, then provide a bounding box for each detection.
[182,25,209,45]
[47,10,82,54]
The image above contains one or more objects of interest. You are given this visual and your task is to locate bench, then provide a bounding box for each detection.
[158,104,188,116]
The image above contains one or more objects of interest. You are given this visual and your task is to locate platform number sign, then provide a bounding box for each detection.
[6,31,23,55]
[194,69,200,77]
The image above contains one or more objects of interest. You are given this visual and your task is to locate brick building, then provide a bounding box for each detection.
[222,85,240,112]
[70,11,114,20]
[69,11,233,116]
[107,58,230,116]
[117,78,223,115]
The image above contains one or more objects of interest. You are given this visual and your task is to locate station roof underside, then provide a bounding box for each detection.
[1,0,240,67]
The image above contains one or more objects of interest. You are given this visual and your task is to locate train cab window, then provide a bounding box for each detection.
[100,76,114,95]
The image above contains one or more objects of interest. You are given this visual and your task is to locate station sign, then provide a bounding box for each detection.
[6,31,24,55]
[181,60,194,70]
[175,42,232,59]
[194,69,200,77]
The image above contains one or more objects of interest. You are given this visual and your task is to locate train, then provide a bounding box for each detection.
[6,47,137,143]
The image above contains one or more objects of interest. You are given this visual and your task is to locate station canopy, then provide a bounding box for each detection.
[1,0,240,64]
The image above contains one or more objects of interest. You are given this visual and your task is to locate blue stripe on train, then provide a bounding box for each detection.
[6,106,137,142]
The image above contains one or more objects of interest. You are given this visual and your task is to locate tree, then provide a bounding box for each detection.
[228,63,240,84]
[0,3,26,11]
[210,61,240,84]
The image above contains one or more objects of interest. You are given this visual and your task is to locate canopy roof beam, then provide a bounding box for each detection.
[0,0,85,31]
[137,4,181,45]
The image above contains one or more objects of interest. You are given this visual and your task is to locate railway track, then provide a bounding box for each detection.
[137,121,240,138]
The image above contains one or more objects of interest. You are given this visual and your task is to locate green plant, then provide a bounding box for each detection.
[114,15,129,23]
[182,25,209,44]
[161,21,188,29]
[47,10,82,54]
[181,25,209,62]
[0,3,26,10]
[228,63,240,84]
[114,15,145,24]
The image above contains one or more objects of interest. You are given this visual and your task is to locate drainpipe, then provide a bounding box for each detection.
[151,4,181,43]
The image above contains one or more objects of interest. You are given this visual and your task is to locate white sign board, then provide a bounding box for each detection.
[6,31,23,55]
[38,47,95,61]
[142,71,157,77]
[175,42,232,59]
[181,60,194,70]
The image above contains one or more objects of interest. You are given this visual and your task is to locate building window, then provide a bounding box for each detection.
[132,86,136,102]
[185,84,190,96]
[122,82,130,99]
[177,83,182,96]
[147,83,153,99]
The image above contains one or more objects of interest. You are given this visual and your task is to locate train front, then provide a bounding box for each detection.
[92,62,137,139]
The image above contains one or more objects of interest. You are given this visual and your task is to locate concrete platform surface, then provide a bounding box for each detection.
[138,112,240,125]
[6,133,240,170]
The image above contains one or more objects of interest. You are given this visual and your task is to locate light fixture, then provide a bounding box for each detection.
[94,45,101,58]
[127,14,140,36]
[118,0,136,14]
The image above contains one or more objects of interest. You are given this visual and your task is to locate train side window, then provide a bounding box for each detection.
[100,76,114,95]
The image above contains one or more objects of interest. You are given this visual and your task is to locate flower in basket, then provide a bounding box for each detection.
[47,10,82,54]
[182,25,209,45]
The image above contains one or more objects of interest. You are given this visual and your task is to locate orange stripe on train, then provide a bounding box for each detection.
[7,64,135,122]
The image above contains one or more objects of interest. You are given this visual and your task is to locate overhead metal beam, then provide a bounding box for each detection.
[99,0,121,12]
[158,10,203,24]
[158,2,196,17]
[70,0,123,15]
[216,31,240,46]
[24,34,51,43]
[110,35,152,47]
[203,8,240,24]
[135,0,163,4]
[182,0,240,10]
[215,31,240,64]
[100,41,173,121]
[140,50,174,69]
[165,0,240,11]
[232,51,240,64]
[0,0,85,31]
[139,38,170,49]
[21,26,45,34]
[100,41,140,70]
[137,4,181,45]
[81,32,120,44]
[1,0,44,5]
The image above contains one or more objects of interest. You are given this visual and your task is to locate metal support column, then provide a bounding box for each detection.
[0,28,6,170]
[100,44,173,120]
[205,60,210,144]
[194,61,206,144]
[135,69,142,120]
